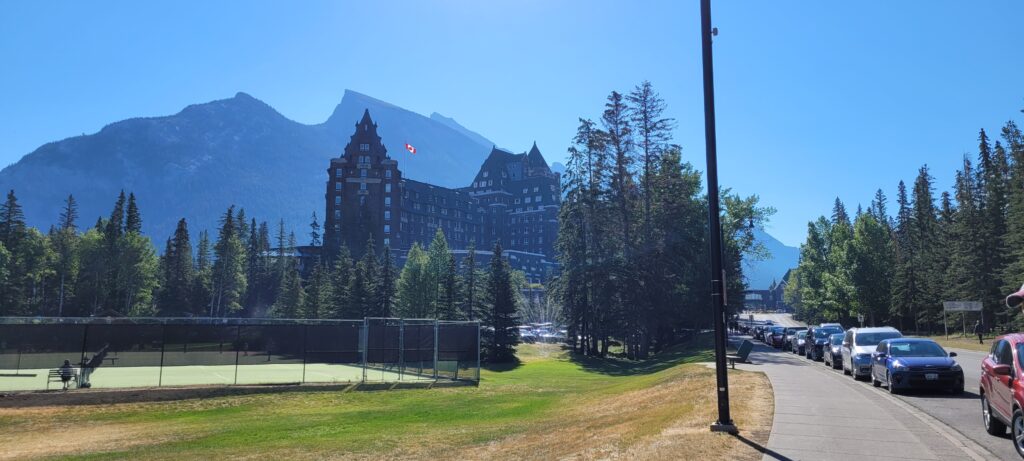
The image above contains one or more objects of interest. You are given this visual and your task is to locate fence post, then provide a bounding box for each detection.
[233,325,241,385]
[398,320,404,381]
[476,321,481,385]
[158,323,166,387]
[301,323,308,384]
[79,323,90,371]
[361,318,368,383]
[433,320,439,380]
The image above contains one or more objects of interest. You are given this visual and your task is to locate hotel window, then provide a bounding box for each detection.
[335,168,342,177]
[535,195,542,203]
[383,238,390,246]
[359,196,366,206]
[384,224,391,234]
[514,198,520,204]
[360,169,367,178]
[360,183,367,191]
[385,183,392,193]
[533,187,539,192]
[385,169,392,178]
[334,196,341,205]
[524,197,532,204]
[522,188,528,194]
[385,197,392,207]
[487,180,493,186]
[335,182,341,191]
[483,171,489,178]
[384,211,391,221]
[359,143,369,152]
[334,210,341,219]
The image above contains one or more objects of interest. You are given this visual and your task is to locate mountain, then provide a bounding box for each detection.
[0,90,495,245]
[744,229,800,290]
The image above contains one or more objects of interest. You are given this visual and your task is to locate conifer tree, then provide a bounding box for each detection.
[193,229,213,315]
[626,80,673,243]
[309,212,322,247]
[1002,121,1024,308]
[462,244,480,320]
[426,229,455,318]
[485,242,519,363]
[271,233,304,318]
[125,192,141,234]
[157,218,194,316]
[301,262,329,319]
[350,236,379,317]
[210,206,247,316]
[53,194,80,315]
[328,245,354,318]
[0,190,26,250]
[105,191,126,245]
[395,243,430,318]
[377,246,396,317]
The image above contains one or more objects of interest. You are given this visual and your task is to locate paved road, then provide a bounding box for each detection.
[743,313,1016,460]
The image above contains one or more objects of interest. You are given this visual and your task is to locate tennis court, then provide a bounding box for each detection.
[0,317,479,392]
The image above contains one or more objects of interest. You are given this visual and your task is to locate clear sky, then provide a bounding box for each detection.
[1,1,1022,246]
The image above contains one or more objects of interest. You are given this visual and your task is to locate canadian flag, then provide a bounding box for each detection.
[404,143,417,154]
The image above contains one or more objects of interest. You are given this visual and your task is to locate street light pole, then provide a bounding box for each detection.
[700,0,737,434]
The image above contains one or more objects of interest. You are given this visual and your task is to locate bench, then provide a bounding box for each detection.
[47,368,79,390]
[726,340,754,369]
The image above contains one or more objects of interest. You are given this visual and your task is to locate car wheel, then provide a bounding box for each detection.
[887,372,899,394]
[984,394,1007,435]
[1013,408,1024,458]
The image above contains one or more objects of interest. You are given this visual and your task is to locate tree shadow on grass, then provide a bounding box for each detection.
[483,357,523,373]
[569,333,716,376]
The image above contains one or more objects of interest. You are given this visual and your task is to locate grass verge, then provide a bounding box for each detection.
[0,337,773,461]
[923,334,994,353]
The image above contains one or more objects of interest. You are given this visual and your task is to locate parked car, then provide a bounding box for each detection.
[823,333,845,369]
[782,327,805,350]
[767,326,786,348]
[870,338,963,394]
[791,330,809,355]
[979,333,1024,458]
[806,325,845,360]
[842,327,902,380]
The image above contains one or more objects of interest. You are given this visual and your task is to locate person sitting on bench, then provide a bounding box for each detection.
[79,344,110,388]
[58,359,75,391]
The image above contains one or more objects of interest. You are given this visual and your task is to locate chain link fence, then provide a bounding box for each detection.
[0,317,480,392]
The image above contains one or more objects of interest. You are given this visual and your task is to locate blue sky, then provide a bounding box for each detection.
[1,1,1022,246]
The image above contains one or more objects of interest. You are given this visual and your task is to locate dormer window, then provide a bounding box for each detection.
[483,171,489,178]
[359,143,370,152]
[385,169,392,178]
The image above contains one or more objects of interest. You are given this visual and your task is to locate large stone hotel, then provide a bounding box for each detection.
[321,110,560,282]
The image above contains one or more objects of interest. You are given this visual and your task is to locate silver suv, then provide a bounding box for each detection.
[842,327,902,380]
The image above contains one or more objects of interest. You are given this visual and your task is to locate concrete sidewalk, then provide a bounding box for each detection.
[735,341,992,461]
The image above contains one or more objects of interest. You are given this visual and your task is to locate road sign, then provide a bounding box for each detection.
[943,301,982,312]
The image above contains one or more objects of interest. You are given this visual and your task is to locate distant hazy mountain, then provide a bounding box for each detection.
[0,90,495,244]
[744,229,800,290]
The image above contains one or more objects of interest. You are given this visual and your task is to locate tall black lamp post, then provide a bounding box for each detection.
[700,0,738,434]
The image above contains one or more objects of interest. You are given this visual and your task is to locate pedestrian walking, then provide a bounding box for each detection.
[974,320,984,345]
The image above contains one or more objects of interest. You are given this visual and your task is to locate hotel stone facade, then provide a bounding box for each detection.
[322,110,559,282]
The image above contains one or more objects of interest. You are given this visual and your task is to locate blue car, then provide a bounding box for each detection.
[870,338,964,394]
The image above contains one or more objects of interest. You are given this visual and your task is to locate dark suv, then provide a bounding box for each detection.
[806,325,845,361]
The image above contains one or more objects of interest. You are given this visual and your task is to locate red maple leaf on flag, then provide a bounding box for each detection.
[404,143,417,154]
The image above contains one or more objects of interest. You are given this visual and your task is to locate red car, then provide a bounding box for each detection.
[980,333,1024,458]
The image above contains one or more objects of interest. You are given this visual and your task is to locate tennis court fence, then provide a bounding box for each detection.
[0,317,480,392]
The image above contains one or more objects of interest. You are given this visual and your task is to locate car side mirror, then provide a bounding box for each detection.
[874,352,886,358]
[994,364,1012,376]
[949,352,957,357]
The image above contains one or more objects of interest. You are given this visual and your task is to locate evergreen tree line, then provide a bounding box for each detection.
[553,81,772,359]
[0,190,522,349]
[785,117,1024,333]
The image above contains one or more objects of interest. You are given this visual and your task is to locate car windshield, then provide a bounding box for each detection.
[855,331,901,346]
[796,331,806,338]
[888,341,947,357]
[829,334,844,345]
[814,328,841,339]
[785,327,803,334]
[772,327,785,334]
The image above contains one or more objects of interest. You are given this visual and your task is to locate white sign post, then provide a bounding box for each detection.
[943,301,982,339]
[857,314,864,328]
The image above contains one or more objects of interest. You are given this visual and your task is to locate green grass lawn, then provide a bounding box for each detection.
[2,337,772,460]
[924,333,996,353]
